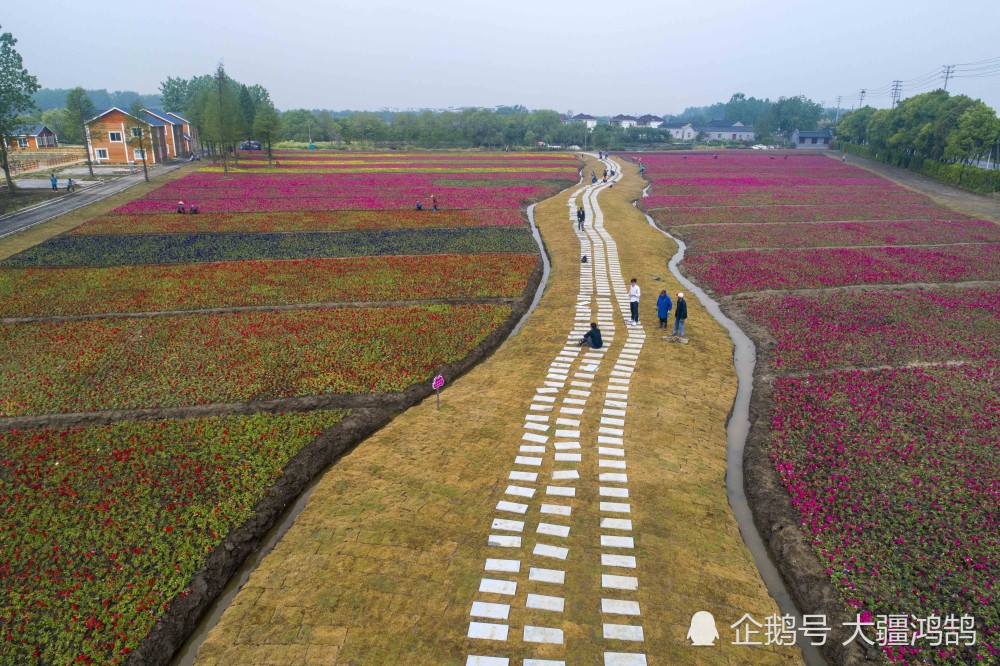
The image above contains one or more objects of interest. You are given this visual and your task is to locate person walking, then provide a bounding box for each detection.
[577,322,603,349]
[628,278,641,326]
[576,206,585,231]
[656,290,672,329]
[66,178,75,193]
[672,292,688,339]
[50,173,58,190]
[431,194,438,211]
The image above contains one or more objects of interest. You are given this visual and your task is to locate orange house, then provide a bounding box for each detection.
[6,125,59,150]
[85,108,169,165]
[143,108,194,159]
[165,111,198,155]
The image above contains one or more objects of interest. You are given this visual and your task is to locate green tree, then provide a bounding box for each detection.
[65,86,96,175]
[238,84,256,142]
[159,76,190,112]
[0,26,41,192]
[252,101,281,163]
[835,106,877,145]
[944,102,1000,164]
[123,101,154,182]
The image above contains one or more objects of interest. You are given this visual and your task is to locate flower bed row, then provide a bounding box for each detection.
[0,253,536,317]
[643,189,930,209]
[675,219,1000,252]
[159,172,578,189]
[645,203,962,226]
[746,289,1000,372]
[684,244,1000,295]
[0,303,510,416]
[0,410,346,665]
[1,228,537,268]
[770,362,999,663]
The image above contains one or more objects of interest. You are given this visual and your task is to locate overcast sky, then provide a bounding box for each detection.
[7,0,999,115]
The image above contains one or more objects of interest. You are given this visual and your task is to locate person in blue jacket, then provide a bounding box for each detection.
[656,290,672,329]
[578,322,603,349]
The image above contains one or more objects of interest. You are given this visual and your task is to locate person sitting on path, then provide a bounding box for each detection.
[577,206,585,231]
[628,278,641,326]
[672,292,688,339]
[656,290,672,329]
[578,322,603,349]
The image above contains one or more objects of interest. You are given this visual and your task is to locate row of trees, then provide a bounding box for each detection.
[671,93,829,137]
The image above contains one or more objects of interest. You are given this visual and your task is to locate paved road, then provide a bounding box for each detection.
[0,162,188,240]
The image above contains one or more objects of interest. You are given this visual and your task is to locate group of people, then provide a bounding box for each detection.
[578,278,689,348]
[50,173,75,193]
[415,195,439,211]
[176,200,199,214]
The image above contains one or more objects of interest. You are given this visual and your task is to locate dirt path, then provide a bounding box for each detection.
[190,158,800,666]
[836,153,1000,223]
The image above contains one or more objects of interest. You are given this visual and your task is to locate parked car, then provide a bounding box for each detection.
[240,140,262,150]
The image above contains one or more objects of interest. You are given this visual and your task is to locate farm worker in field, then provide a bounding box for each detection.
[672,293,688,338]
[432,194,438,211]
[576,206,585,231]
[177,201,185,213]
[190,203,198,214]
[416,200,423,210]
[577,322,603,349]
[842,154,847,162]
[656,290,672,329]
[50,173,58,190]
[628,278,640,326]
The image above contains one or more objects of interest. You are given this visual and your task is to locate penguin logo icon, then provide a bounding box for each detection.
[687,611,720,646]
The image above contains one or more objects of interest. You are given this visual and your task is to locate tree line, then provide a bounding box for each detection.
[836,90,1000,193]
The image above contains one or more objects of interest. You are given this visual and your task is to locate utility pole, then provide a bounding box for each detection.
[858,89,866,107]
[943,65,955,91]
[835,95,844,122]
[890,80,902,107]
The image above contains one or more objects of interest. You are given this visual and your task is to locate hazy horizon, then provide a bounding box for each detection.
[6,0,999,116]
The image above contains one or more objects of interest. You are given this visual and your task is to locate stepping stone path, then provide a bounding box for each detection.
[467,160,648,666]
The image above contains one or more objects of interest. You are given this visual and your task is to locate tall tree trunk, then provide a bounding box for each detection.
[83,122,94,177]
[0,142,16,192]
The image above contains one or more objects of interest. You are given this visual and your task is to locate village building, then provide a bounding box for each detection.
[85,108,170,165]
[6,124,58,150]
[791,129,833,149]
[699,120,756,142]
[661,122,698,141]
[610,114,638,129]
[636,114,664,128]
[567,113,598,129]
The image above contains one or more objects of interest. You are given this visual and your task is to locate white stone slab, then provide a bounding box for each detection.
[515,456,543,467]
[471,601,511,619]
[524,422,549,432]
[560,407,584,415]
[554,442,581,450]
[551,470,579,480]
[603,401,628,409]
[555,417,580,426]
[599,459,627,469]
[526,414,550,423]
[568,390,591,398]
[609,378,630,386]
[574,373,596,380]
[598,436,625,445]
[537,523,571,538]
[506,485,536,498]
[581,364,600,372]
[598,447,625,457]
[601,518,633,530]
[533,543,569,560]
[492,518,524,532]
[599,426,624,436]
[468,621,509,640]
[604,654,647,666]
[555,429,581,438]
[602,599,641,616]
[485,558,520,573]
[611,372,632,379]
[600,502,631,513]
[562,398,586,406]
[604,624,644,641]
[480,578,517,595]
[544,381,565,388]
[496,501,528,514]
[536,387,558,394]
[466,656,509,666]
[571,381,593,388]
[600,487,629,498]
[520,445,546,453]
[601,554,636,568]
[616,359,636,366]
[524,626,563,644]
[488,534,521,548]
[530,404,554,412]
[601,535,635,549]
[524,659,565,666]
[540,504,572,516]
[529,567,566,584]
[601,417,626,426]
[600,473,628,483]
[603,409,627,417]
[509,471,537,482]
[526,594,565,612]
[602,575,639,591]
[546,486,576,497]
[555,453,582,462]
[523,432,549,444]
[550,363,571,369]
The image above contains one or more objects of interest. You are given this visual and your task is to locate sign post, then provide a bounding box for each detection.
[432,375,445,410]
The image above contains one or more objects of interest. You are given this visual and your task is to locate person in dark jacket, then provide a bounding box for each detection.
[672,292,688,338]
[578,322,603,349]
[656,290,672,329]
[576,206,585,231]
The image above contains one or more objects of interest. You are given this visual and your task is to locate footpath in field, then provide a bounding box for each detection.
[194,157,799,666]
[639,152,998,665]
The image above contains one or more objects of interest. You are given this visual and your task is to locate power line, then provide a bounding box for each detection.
[943,64,955,90]
[890,80,902,107]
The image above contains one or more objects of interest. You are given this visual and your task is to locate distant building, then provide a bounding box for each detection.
[699,120,756,142]
[142,109,191,159]
[86,108,168,165]
[610,114,638,129]
[661,122,697,141]
[568,113,598,129]
[163,111,198,155]
[791,129,833,148]
[636,114,664,128]
[6,125,58,150]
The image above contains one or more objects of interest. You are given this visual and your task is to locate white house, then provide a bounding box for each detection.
[610,114,638,129]
[568,113,598,129]
[661,122,697,141]
[698,121,756,142]
[791,130,833,149]
[636,114,664,128]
